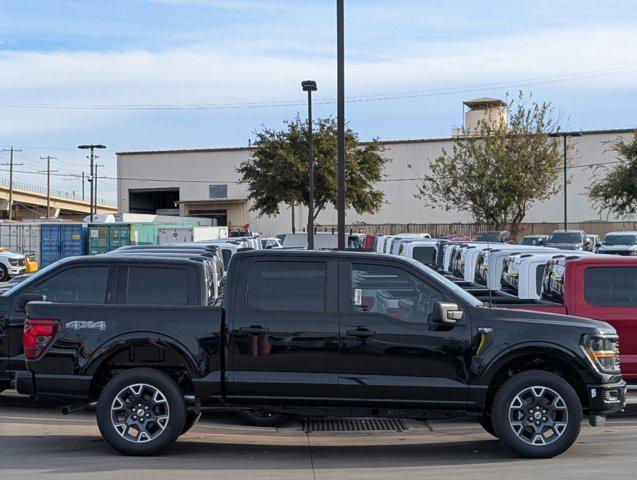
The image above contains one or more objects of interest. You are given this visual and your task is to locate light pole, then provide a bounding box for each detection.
[302,80,318,250]
[559,132,582,230]
[78,144,106,222]
[336,0,346,250]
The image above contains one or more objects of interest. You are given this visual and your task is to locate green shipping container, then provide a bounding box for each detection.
[88,222,198,254]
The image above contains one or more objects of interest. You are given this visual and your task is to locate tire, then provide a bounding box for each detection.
[96,368,186,456]
[491,370,582,458]
[478,414,497,438]
[0,265,8,282]
[182,412,202,434]
[237,410,288,427]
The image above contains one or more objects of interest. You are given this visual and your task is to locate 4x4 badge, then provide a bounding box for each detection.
[66,321,106,331]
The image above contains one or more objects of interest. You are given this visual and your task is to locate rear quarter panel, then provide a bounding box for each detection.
[25,302,222,378]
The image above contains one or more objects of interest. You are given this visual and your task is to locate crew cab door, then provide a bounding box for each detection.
[571,264,637,381]
[338,260,472,405]
[229,257,339,402]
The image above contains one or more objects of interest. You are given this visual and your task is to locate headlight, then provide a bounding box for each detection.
[581,334,620,374]
[8,258,18,266]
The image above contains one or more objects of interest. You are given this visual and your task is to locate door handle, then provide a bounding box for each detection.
[346,329,376,338]
[240,326,270,335]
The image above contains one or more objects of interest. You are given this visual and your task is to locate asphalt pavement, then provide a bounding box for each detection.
[1,391,637,480]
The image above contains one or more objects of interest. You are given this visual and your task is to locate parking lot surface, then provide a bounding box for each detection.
[1,392,637,480]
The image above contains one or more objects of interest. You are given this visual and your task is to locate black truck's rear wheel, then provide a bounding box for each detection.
[491,370,582,458]
[96,368,186,455]
[237,409,288,427]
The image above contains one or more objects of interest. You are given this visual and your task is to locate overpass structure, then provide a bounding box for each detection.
[0,178,117,219]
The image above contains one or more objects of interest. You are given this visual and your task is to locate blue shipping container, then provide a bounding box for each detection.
[40,224,86,268]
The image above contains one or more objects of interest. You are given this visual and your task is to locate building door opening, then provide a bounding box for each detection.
[128,188,179,214]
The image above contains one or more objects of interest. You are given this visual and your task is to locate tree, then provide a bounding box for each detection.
[588,132,637,218]
[238,116,388,229]
[415,93,563,239]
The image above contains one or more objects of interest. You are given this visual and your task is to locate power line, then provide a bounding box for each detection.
[0,66,635,111]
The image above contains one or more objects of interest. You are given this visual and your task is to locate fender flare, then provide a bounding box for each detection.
[477,341,596,387]
[82,331,203,378]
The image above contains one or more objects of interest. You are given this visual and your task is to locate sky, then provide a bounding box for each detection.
[0,0,636,201]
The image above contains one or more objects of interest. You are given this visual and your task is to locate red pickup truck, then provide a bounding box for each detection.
[508,256,637,382]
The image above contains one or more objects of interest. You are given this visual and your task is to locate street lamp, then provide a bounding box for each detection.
[558,132,582,230]
[78,144,106,222]
[302,80,318,250]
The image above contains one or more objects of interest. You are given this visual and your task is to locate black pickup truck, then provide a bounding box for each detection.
[13,250,626,458]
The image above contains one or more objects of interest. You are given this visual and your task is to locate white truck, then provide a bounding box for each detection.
[0,248,26,281]
[500,251,596,300]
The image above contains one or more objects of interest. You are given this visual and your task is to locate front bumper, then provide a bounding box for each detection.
[8,266,26,276]
[587,380,626,415]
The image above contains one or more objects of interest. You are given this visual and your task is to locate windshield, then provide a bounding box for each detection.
[603,234,637,246]
[521,236,543,246]
[402,256,483,307]
[547,232,581,243]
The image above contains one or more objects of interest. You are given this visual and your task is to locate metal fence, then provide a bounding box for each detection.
[316,221,637,238]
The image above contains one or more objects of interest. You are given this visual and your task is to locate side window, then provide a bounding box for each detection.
[248,261,326,312]
[351,264,443,323]
[584,267,637,307]
[126,267,190,306]
[33,266,110,304]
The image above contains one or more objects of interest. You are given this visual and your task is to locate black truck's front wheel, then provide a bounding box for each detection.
[491,370,582,458]
[96,368,186,455]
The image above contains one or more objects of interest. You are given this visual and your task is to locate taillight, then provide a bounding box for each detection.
[23,318,58,360]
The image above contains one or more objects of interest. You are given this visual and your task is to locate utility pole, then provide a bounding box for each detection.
[94,163,104,213]
[1,147,23,220]
[78,144,106,222]
[82,171,85,201]
[336,0,346,250]
[39,156,58,218]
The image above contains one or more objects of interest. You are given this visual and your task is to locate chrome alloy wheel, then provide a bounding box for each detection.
[110,383,170,443]
[508,386,568,446]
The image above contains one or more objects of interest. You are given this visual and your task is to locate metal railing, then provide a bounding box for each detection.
[0,177,116,206]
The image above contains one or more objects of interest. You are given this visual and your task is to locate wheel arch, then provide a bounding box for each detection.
[84,333,201,399]
[480,343,593,413]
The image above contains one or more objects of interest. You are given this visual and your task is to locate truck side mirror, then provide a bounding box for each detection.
[433,302,463,324]
[19,293,46,311]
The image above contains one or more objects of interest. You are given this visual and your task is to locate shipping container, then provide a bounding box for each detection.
[157,226,229,244]
[88,222,199,254]
[40,224,86,267]
[0,223,41,262]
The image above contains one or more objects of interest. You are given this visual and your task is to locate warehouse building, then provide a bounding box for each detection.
[117,99,636,236]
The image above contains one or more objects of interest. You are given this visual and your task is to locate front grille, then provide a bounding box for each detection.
[300,417,407,433]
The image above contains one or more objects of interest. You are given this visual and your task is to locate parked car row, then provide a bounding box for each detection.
[1,247,625,458]
[0,228,634,459]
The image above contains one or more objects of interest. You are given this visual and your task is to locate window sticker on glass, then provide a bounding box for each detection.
[354,288,363,306]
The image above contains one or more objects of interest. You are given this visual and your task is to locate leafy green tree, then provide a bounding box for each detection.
[588,132,637,218]
[238,116,388,228]
[415,93,563,239]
